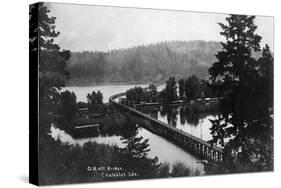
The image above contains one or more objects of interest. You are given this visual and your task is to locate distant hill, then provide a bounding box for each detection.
[66,40,224,85]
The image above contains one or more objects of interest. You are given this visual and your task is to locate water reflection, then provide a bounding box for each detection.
[160,106,178,127]
[138,127,204,173]
[49,124,124,147]
[64,84,148,103]
[49,119,204,174]
[141,105,217,141]
[57,84,204,175]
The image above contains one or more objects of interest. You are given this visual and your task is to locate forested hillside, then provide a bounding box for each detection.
[67,40,223,85]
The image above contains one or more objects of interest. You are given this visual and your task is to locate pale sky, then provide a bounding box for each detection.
[46,3,274,52]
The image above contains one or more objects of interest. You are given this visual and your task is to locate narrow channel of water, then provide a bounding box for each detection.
[58,84,205,174]
[49,123,204,174]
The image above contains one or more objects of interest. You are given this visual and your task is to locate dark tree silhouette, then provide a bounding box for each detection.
[208,15,273,172]
[164,77,178,102]
[147,84,158,102]
[184,75,201,101]
[178,79,185,99]
[126,87,146,104]
[30,3,71,113]
[257,45,274,109]
[87,90,105,113]
[60,90,77,120]
[119,122,159,178]
[200,80,215,98]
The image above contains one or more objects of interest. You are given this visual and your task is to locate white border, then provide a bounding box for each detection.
[0,0,279,187]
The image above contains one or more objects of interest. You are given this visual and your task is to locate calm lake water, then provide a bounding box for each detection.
[141,106,217,142]
[50,124,204,174]
[64,84,166,103]
[54,84,204,174]
[63,84,148,103]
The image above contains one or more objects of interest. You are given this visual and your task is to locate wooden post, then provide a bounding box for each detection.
[202,145,205,157]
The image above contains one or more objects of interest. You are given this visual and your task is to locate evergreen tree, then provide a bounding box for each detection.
[208,15,273,172]
[96,91,103,104]
[126,87,145,104]
[147,84,158,102]
[60,90,77,120]
[119,123,159,178]
[200,80,213,98]
[257,45,273,109]
[184,75,201,101]
[165,77,178,102]
[178,79,185,100]
[30,3,71,112]
[87,91,105,113]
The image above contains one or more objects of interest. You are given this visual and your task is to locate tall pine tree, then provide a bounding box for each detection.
[208,15,273,172]
[30,3,71,112]
[119,121,159,178]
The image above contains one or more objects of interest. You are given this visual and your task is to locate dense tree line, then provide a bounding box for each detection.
[126,84,159,105]
[54,89,108,121]
[126,87,146,104]
[67,41,226,85]
[125,75,219,105]
[159,76,217,103]
[86,91,107,113]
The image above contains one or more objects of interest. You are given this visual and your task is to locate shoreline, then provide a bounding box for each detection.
[65,82,164,87]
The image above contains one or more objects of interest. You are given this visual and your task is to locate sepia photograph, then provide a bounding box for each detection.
[29,2,274,185]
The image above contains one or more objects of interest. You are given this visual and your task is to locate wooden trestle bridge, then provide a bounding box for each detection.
[109,93,224,163]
